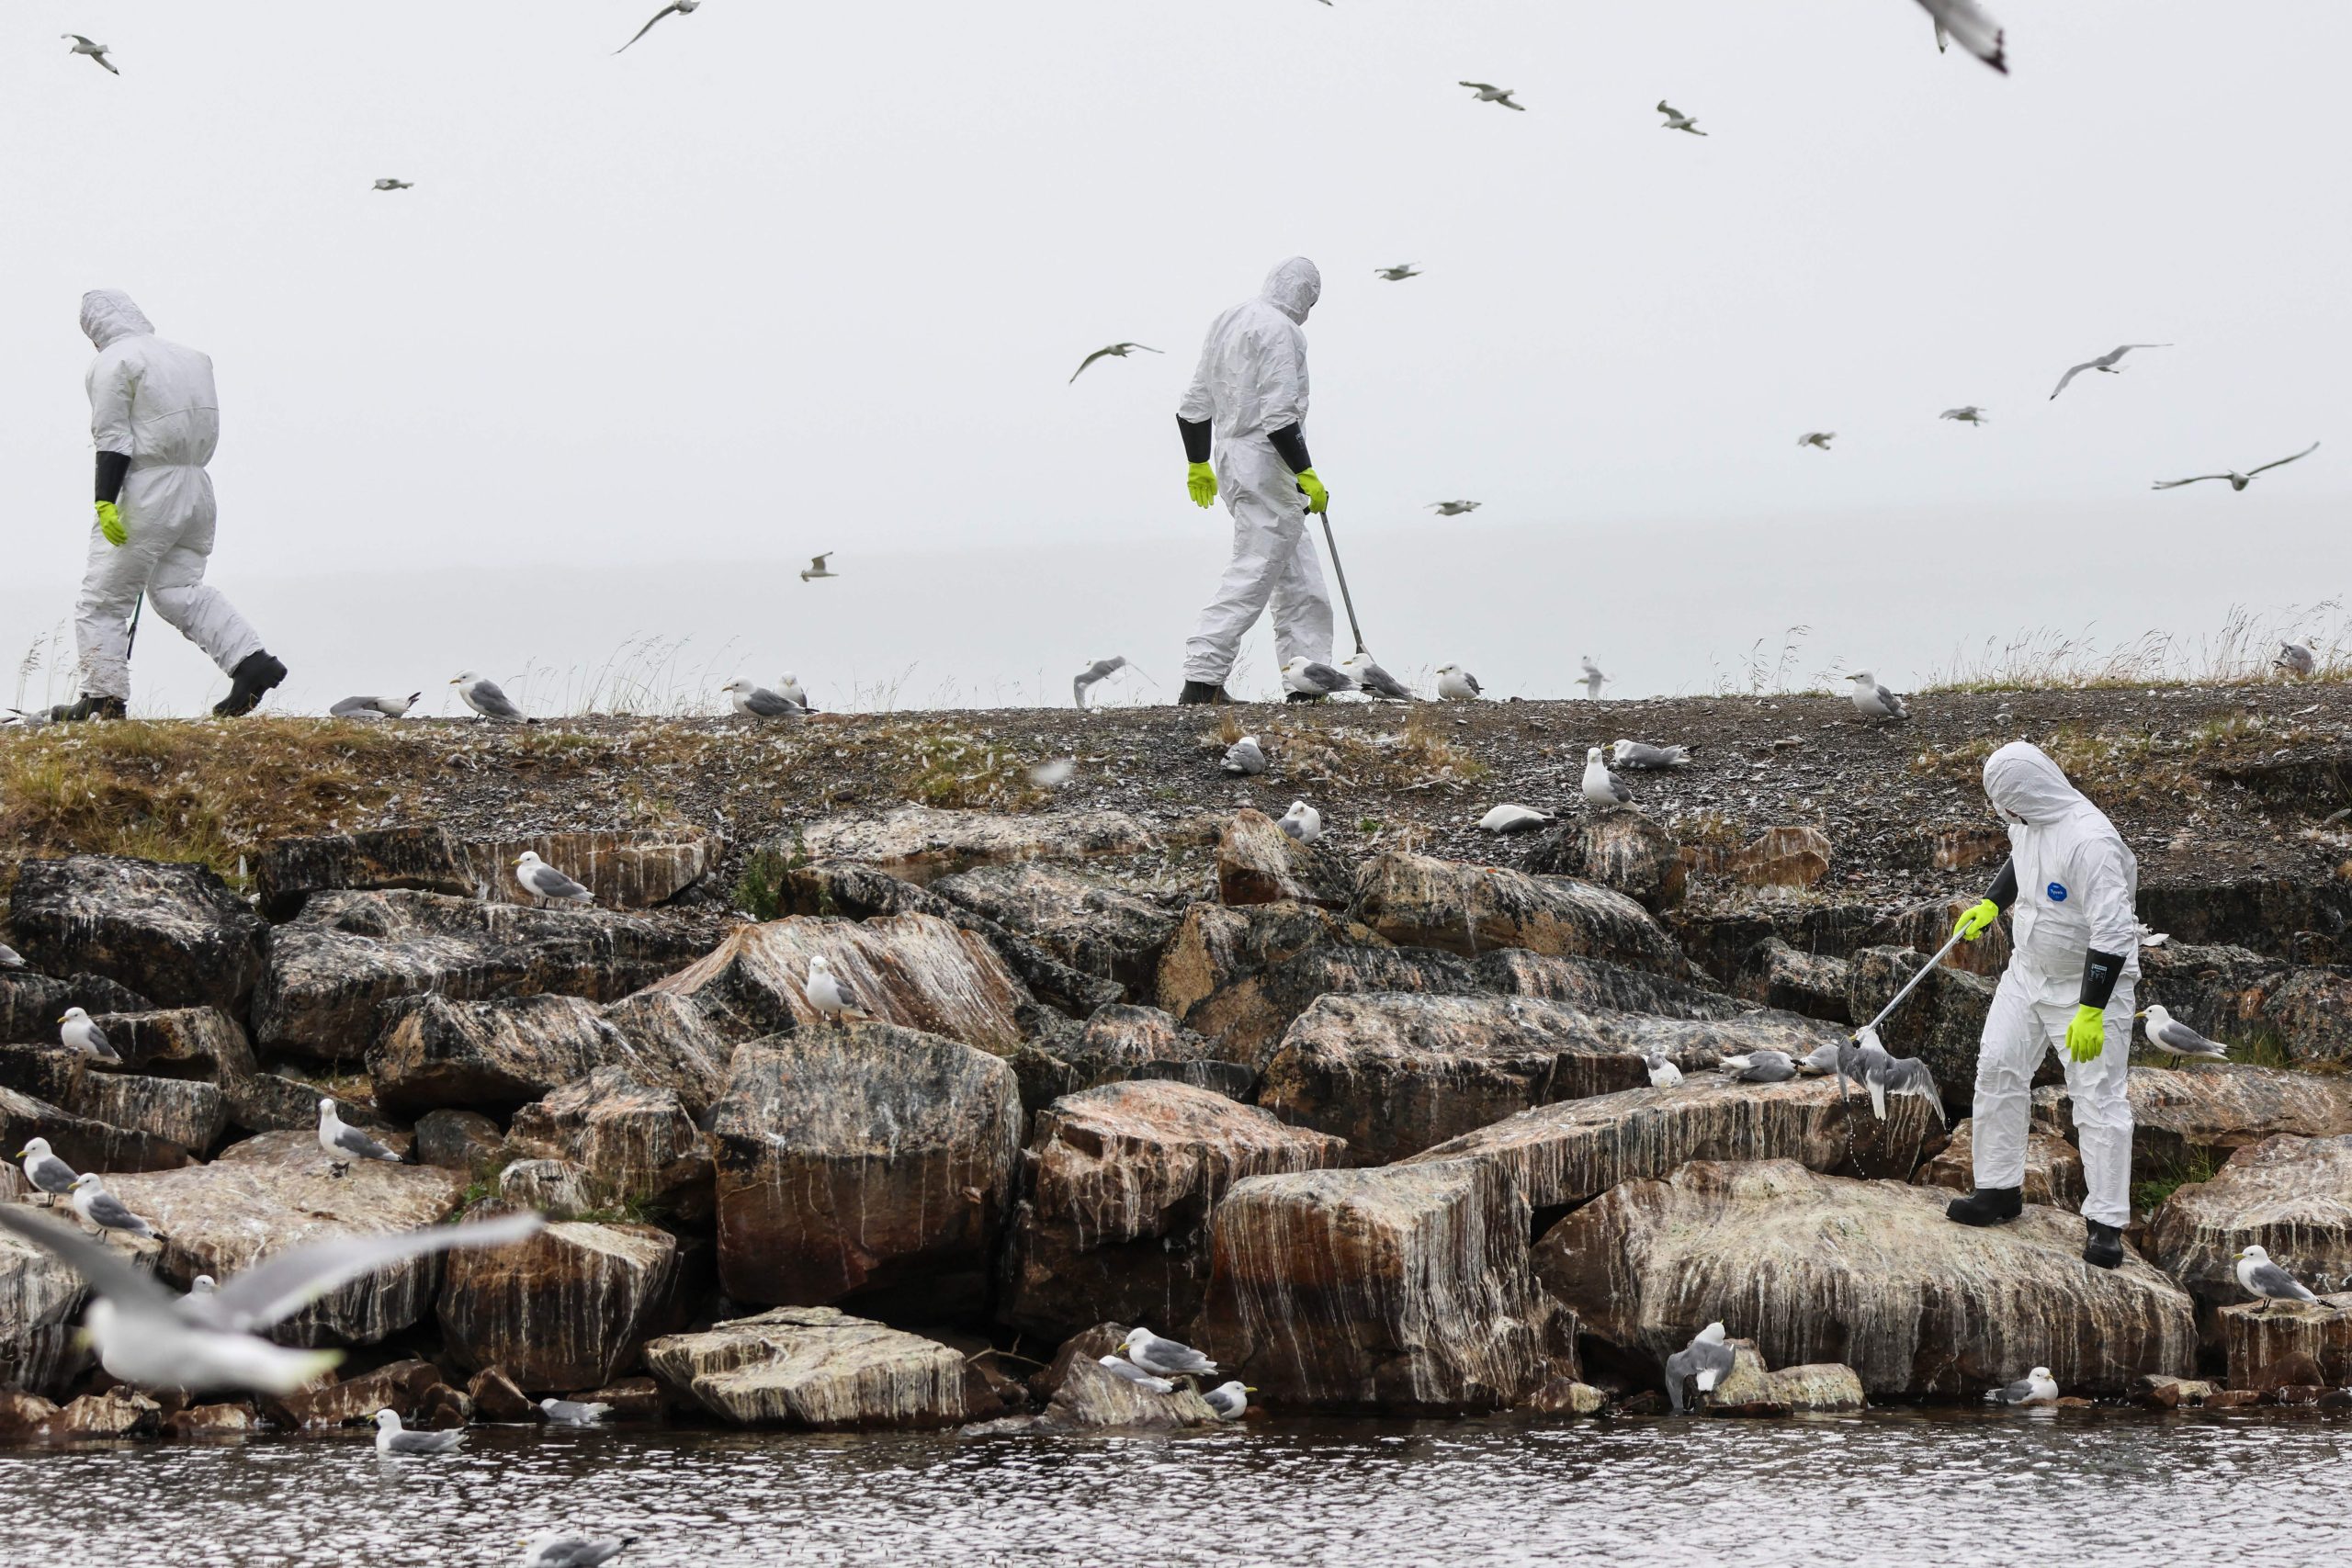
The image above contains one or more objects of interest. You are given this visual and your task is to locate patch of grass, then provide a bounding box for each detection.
[1923,603,2352,693]
[734,833,808,921]
[1907,713,2317,814]
[892,730,1046,811]
[2132,1144,2222,1216]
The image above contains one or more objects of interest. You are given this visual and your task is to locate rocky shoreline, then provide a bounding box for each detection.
[4,686,2352,1439]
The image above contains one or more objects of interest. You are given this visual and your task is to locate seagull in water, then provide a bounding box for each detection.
[62,35,119,73]
[2153,442,2319,493]
[1582,747,1632,809]
[1645,1054,1683,1089]
[721,679,806,719]
[1579,658,1608,698]
[1436,664,1482,700]
[452,671,527,722]
[799,553,836,582]
[1797,432,1836,451]
[1203,1382,1254,1420]
[1072,656,1129,709]
[1656,100,1707,135]
[1918,0,2007,73]
[1097,1355,1177,1394]
[1221,735,1268,776]
[331,693,420,719]
[1278,801,1323,844]
[17,1138,80,1207]
[1374,265,1422,282]
[539,1397,616,1427]
[1846,671,1909,722]
[71,1175,155,1239]
[616,0,699,54]
[1459,82,1524,110]
[1940,406,1988,425]
[1282,657,1355,700]
[1612,739,1691,770]
[1478,805,1555,835]
[2136,1004,2230,1063]
[1428,501,1481,516]
[1984,1367,2057,1406]
[1340,652,1416,701]
[318,1098,401,1176]
[0,1206,540,1395]
[2049,344,2170,400]
[1720,1051,1797,1084]
[59,1007,121,1063]
[375,1409,465,1455]
[2235,1245,2321,1314]
[806,954,856,1022]
[372,179,413,192]
[522,1535,638,1567]
[1119,1326,1218,1377]
[515,852,594,908]
[1665,1322,1736,1413]
[1069,343,1162,383]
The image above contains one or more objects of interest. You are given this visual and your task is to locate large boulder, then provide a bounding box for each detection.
[0,972,153,1045]
[1198,1158,1566,1414]
[1000,1080,1346,1341]
[1351,853,1682,975]
[1913,1118,2086,1211]
[82,1007,256,1082]
[1734,939,1854,1024]
[792,806,1159,884]
[100,1130,468,1345]
[1524,812,1686,913]
[2150,1134,2352,1314]
[1155,901,1390,1021]
[0,1084,192,1173]
[1003,1004,1255,1116]
[370,993,645,1116]
[1215,809,1354,909]
[64,1072,226,1156]
[506,1066,713,1218]
[2220,1295,2352,1390]
[2033,1066,2352,1180]
[1259,993,1849,1167]
[253,891,713,1059]
[0,1221,141,1396]
[1473,950,1749,1020]
[1534,1160,2196,1397]
[439,1221,683,1391]
[642,914,1028,1052]
[8,856,266,1011]
[1402,1076,1939,1212]
[257,825,718,919]
[2260,967,2352,1066]
[709,1027,1021,1313]
[2138,942,2288,1042]
[931,863,1179,1001]
[594,992,732,1116]
[1181,946,1478,1070]
[643,1305,971,1428]
[2138,872,2352,957]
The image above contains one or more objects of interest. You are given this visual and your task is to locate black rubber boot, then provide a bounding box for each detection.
[213,651,288,716]
[50,694,129,723]
[2084,1220,2125,1270]
[1945,1186,2023,1226]
[1176,682,1232,706]
[1284,691,1325,704]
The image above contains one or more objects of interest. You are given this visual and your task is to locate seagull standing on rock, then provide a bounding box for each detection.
[452,671,527,722]
[1582,747,1632,809]
[721,679,806,719]
[515,852,594,908]
[71,1175,155,1239]
[59,1007,121,1062]
[806,955,857,1022]
[2235,1245,2321,1314]
[2136,1004,2229,1062]
[17,1138,80,1207]
[1846,671,1909,722]
[1118,1326,1219,1378]
[1436,664,1482,699]
[318,1099,401,1177]
[1984,1367,2057,1406]
[1278,801,1323,844]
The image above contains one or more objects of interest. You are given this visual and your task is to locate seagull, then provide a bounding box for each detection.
[1435,664,1482,700]
[799,553,837,581]
[186,1275,217,1300]
[1918,0,2008,73]
[58,1007,121,1063]
[1664,1323,1736,1414]
[1096,1355,1177,1394]
[2049,344,2170,400]
[1478,805,1555,835]
[1720,1050,1797,1084]
[1797,432,1836,450]
[1374,265,1422,282]
[1867,1055,1946,1123]
[452,671,527,722]
[1278,801,1323,844]
[375,1409,466,1455]
[775,673,816,710]
[805,954,856,1022]
[62,35,119,74]
[17,1138,79,1207]
[1221,735,1268,776]
[1612,739,1691,770]
[1073,656,1129,709]
[1579,658,1608,698]
[1645,1054,1683,1089]
[1940,406,1988,425]
[0,1205,540,1395]
[1796,1043,1845,1077]
[1203,1382,1254,1420]
[616,0,699,54]
[1069,343,1162,383]
[70,1174,155,1239]
[1118,1326,1218,1377]
[1846,671,1910,722]
[2275,642,2317,679]
[1656,100,1707,135]
[2136,1004,2230,1063]
[331,693,420,719]
[515,851,594,908]
[539,1397,616,1427]
[720,679,807,719]
[2235,1245,2321,1314]
[372,179,413,192]
[1581,747,1632,809]
[318,1099,402,1176]
[1339,652,1415,701]
[522,1535,639,1568]
[2153,442,2319,493]
[1281,657,1355,700]
[1984,1368,2057,1406]
[1459,82,1524,111]
[1428,501,1481,516]
[0,942,24,968]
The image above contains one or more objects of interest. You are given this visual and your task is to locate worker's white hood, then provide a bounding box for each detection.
[1261,257,1321,325]
[1983,741,2089,827]
[82,290,154,351]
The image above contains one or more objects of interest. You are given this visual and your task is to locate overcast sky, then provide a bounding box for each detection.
[3,2,2345,713]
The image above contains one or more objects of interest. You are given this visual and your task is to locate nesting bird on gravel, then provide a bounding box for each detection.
[1221,734,1268,776]
[318,1098,401,1177]
[540,1397,615,1427]
[721,678,807,718]
[2136,1004,2230,1063]
[1278,801,1323,844]
[1204,1381,1254,1420]
[515,852,594,908]
[2235,1245,2321,1314]
[1119,1326,1218,1378]
[1435,664,1482,700]
[375,1409,465,1455]
[71,1175,154,1239]
[1282,657,1356,700]
[1097,1355,1178,1393]
[331,693,419,719]
[1612,739,1690,770]
[1664,1322,1736,1414]
[805,955,857,1022]
[452,671,528,721]
[17,1138,79,1207]
[1720,1050,1797,1084]
[1845,671,1909,722]
[522,1534,638,1568]
[1339,652,1416,701]
[1581,747,1632,809]
[1478,804,1555,834]
[1645,1054,1683,1089]
[1984,1367,2057,1406]
[58,1007,121,1062]
[2275,642,2317,679]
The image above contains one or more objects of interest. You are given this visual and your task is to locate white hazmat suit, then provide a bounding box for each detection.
[1971,742,2139,1228]
[74,290,266,702]
[1177,258,1335,687]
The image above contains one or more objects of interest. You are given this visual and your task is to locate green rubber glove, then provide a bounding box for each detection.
[96,501,126,548]
[1295,468,1329,514]
[1186,461,1218,509]
[1952,898,2000,943]
[2065,1004,2106,1064]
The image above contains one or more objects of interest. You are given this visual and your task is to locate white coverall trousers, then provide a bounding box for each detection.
[74,461,263,701]
[1182,436,1335,685]
[1971,964,2135,1227]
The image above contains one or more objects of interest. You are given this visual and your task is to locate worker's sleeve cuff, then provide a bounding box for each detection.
[1178,417,1212,465]
[1984,859,2018,912]
[2077,948,2126,1010]
[1267,423,1313,474]
[95,450,130,505]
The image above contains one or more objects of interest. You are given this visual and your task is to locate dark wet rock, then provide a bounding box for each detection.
[2033,1066,2352,1181]
[1847,946,2003,1105]
[1914,1118,2086,1211]
[2133,1373,2216,1409]
[1182,945,1478,1071]
[8,856,266,1012]
[0,1392,60,1438]
[1527,1378,1608,1416]
[0,972,154,1046]
[1351,852,1684,975]
[417,1383,473,1429]
[2258,967,2352,1066]
[257,825,720,918]
[499,1157,597,1220]
[793,806,1159,886]
[2136,942,2286,1042]
[507,1067,713,1218]
[1154,901,1390,1021]
[0,1084,192,1173]
[1523,812,1686,913]
[440,1221,684,1392]
[2150,1134,2352,1314]
[254,890,713,1060]
[2221,1295,2352,1390]
[1215,808,1355,910]
[64,1072,225,1156]
[1402,1076,1939,1209]
[1200,1158,1566,1415]
[999,1079,1346,1341]
[466,1367,536,1421]
[709,1027,1021,1313]
[595,991,732,1116]
[371,994,635,1117]
[255,824,477,915]
[1862,898,2011,980]
[1726,827,1834,891]
[1018,1322,1219,1431]
[562,1375,666,1423]
[930,863,1180,1002]
[644,1305,971,1428]
[76,1007,256,1082]
[1734,939,1853,1024]
[266,1359,441,1428]
[220,1070,388,1138]
[414,1109,505,1171]
[1260,992,1849,1167]
[2138,874,2352,958]
[1003,1004,1256,1116]
[1665,909,1778,990]
[1471,950,1749,1020]
[1535,1159,2195,1398]
[0,1046,84,1106]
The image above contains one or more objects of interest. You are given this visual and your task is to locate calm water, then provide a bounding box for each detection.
[2,1412,2346,1566]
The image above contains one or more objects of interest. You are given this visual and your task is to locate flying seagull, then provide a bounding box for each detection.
[800,553,837,581]
[522,1536,638,1568]
[71,1175,155,1239]
[1203,1382,1254,1420]
[2153,441,2319,493]
[1664,1323,1736,1414]
[1281,657,1355,699]
[2136,1004,2229,1062]
[1221,735,1268,775]
[1581,747,1633,809]
[58,1007,121,1063]
[539,1397,616,1427]
[2235,1245,2321,1314]
[372,179,413,191]
[1374,265,1422,281]
[515,851,594,908]
[1612,739,1691,770]
[1118,1326,1218,1377]
[1073,656,1129,709]
[1070,343,1162,383]
[17,1138,80,1207]
[1846,671,1909,721]
[1428,501,1481,516]
[721,679,806,718]
[1984,1367,2057,1406]
[1339,652,1416,701]
[1797,431,1835,450]
[1657,100,1707,135]
[1459,82,1524,111]
[805,954,856,1021]
[375,1409,465,1455]
[1278,801,1322,844]
[2049,344,2170,400]
[1918,0,2007,73]
[1435,663,1482,699]
[331,693,420,719]
[616,0,699,54]
[317,1098,401,1176]
[1096,1355,1177,1394]
[62,35,119,74]
[2275,642,2317,678]
[1940,406,1988,425]
[451,671,526,722]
